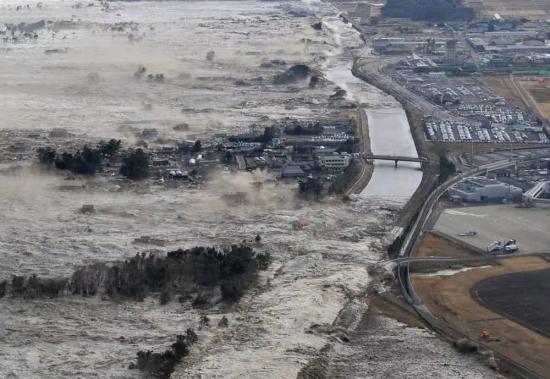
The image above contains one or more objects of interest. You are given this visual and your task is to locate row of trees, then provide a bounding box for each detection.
[37,140,150,180]
[1,245,271,304]
[298,177,324,200]
[37,139,121,175]
[438,155,456,184]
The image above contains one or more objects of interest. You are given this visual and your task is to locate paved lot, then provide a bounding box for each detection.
[434,204,550,254]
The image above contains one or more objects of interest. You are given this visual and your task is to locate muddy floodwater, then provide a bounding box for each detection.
[0,0,333,140]
[0,1,493,378]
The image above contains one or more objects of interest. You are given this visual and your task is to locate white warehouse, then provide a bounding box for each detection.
[449,177,523,202]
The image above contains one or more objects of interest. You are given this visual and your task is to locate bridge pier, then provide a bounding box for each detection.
[394,159,398,168]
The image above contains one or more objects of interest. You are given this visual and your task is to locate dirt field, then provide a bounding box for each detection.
[412,245,550,377]
[434,204,550,255]
[415,231,483,258]
[465,0,550,19]
[518,79,550,119]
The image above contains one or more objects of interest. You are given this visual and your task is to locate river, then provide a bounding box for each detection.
[361,108,422,202]
[320,11,422,203]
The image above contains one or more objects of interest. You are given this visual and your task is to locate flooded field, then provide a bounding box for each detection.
[0,0,336,140]
[0,166,393,378]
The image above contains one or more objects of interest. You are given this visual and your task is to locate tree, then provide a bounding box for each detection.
[54,152,74,171]
[53,146,103,175]
[76,146,103,175]
[98,139,122,157]
[439,155,456,184]
[218,316,229,327]
[159,291,171,305]
[120,149,150,180]
[192,140,202,153]
[0,281,7,298]
[299,177,324,200]
[258,126,276,143]
[37,147,56,165]
[224,151,232,164]
[284,124,323,136]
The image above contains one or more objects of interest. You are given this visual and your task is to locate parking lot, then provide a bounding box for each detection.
[434,203,550,254]
[392,70,548,144]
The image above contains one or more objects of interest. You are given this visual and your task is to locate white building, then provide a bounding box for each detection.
[449,177,522,202]
[318,153,351,171]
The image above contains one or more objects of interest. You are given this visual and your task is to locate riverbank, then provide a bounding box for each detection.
[345,108,374,196]
[351,58,440,229]
[320,13,423,204]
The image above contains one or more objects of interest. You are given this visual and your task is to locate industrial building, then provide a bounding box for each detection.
[449,177,522,202]
[467,31,550,55]
[373,37,447,55]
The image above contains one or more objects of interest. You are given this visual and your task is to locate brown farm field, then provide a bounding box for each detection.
[465,0,550,19]
[519,79,550,119]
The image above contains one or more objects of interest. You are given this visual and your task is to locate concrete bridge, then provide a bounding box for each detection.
[363,154,428,167]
